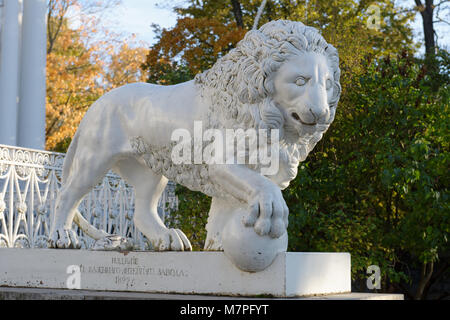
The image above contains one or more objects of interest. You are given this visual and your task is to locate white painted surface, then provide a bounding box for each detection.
[286,252,351,296]
[0,0,21,146]
[0,249,351,297]
[17,0,47,149]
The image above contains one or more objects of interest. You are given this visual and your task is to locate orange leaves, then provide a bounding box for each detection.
[145,17,247,77]
[104,41,149,88]
[45,0,148,151]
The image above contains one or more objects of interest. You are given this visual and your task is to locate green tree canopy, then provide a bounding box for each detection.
[144,1,449,299]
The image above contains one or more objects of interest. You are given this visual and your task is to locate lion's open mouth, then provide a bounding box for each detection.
[291,112,317,126]
[299,119,317,126]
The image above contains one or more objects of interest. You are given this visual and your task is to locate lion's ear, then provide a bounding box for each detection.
[324,45,341,109]
[330,77,341,108]
[326,78,340,124]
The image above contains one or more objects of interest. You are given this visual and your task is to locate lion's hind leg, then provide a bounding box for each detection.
[112,158,192,251]
[48,150,115,249]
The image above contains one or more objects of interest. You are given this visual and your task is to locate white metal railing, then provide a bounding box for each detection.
[0,144,178,249]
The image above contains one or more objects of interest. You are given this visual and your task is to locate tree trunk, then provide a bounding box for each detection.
[415,261,434,300]
[415,0,436,60]
[422,261,449,299]
[266,0,274,22]
[231,0,244,28]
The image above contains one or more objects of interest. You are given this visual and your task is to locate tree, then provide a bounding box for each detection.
[46,12,105,151]
[415,0,437,58]
[412,0,449,69]
[284,51,449,299]
[103,38,149,88]
[142,17,246,82]
[45,0,149,151]
[231,0,245,28]
[146,0,416,93]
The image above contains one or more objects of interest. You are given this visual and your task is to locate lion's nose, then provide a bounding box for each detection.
[308,105,330,123]
[305,85,330,123]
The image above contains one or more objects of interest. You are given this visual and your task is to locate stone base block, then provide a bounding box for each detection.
[0,249,351,297]
[0,287,404,300]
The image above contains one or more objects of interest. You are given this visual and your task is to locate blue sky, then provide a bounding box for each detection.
[97,0,183,46]
[104,0,449,54]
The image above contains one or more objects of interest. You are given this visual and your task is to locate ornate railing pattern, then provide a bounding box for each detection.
[0,144,178,249]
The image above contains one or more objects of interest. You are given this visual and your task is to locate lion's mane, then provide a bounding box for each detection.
[132,20,341,197]
[195,20,341,158]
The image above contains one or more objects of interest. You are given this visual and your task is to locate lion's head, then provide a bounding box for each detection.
[195,20,341,188]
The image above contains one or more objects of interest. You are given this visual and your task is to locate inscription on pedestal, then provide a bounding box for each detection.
[79,255,189,289]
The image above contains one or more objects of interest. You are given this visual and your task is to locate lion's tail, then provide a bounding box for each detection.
[62,132,111,240]
[73,209,110,240]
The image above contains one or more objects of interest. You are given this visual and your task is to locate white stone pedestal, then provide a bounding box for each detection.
[0,249,351,297]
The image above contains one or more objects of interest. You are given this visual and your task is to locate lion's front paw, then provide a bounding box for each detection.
[151,228,192,251]
[243,184,289,238]
[48,228,81,249]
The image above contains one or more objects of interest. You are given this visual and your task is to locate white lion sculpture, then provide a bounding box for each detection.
[49,20,341,271]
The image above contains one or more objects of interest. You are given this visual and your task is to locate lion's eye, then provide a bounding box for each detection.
[326,79,332,90]
[295,77,308,86]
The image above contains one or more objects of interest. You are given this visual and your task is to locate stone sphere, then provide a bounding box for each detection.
[222,208,288,272]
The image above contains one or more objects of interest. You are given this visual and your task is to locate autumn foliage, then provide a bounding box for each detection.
[45,0,148,151]
[143,17,246,85]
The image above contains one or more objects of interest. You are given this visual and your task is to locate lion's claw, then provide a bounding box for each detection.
[254,218,271,236]
[48,228,81,249]
[151,228,192,251]
[270,217,286,238]
[244,184,289,238]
